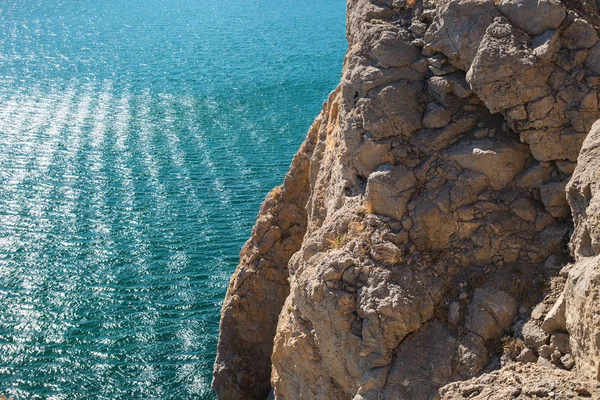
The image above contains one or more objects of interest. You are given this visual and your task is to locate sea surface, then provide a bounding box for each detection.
[0,1,346,398]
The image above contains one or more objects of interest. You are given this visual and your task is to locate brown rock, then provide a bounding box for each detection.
[540,180,571,219]
[365,164,417,221]
[424,0,500,70]
[465,289,517,341]
[443,139,529,190]
[467,18,553,114]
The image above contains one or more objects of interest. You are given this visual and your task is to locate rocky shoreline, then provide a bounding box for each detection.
[214,0,600,398]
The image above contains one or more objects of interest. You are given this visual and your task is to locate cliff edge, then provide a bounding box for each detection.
[214,0,600,398]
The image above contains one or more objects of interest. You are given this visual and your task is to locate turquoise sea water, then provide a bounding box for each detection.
[0,1,346,398]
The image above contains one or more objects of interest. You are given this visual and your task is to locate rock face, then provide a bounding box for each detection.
[214,0,600,399]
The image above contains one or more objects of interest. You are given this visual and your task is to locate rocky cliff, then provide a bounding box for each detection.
[213,0,600,399]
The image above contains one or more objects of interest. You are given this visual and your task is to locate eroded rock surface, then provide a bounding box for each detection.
[214,0,600,398]
[440,363,600,399]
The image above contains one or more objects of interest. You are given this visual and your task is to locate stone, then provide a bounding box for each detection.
[409,20,427,36]
[527,95,555,121]
[537,355,554,367]
[381,322,458,400]
[448,302,461,326]
[510,198,538,223]
[423,103,452,129]
[440,363,600,399]
[358,81,423,140]
[516,348,538,363]
[409,200,457,250]
[365,164,417,221]
[522,320,549,350]
[550,333,571,354]
[443,139,529,190]
[538,344,553,358]
[465,289,517,341]
[587,42,600,75]
[466,18,553,114]
[561,353,575,370]
[517,163,553,188]
[370,241,404,264]
[567,120,600,258]
[508,105,528,121]
[551,349,563,364]
[561,17,599,50]
[498,0,567,36]
[541,293,566,334]
[429,64,457,76]
[540,180,571,219]
[368,26,420,68]
[533,30,561,61]
[354,136,391,177]
[555,160,576,175]
[424,0,500,70]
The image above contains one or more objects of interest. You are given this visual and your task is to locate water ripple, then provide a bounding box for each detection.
[0,0,347,398]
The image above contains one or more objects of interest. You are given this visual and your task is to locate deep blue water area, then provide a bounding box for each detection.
[0,1,346,398]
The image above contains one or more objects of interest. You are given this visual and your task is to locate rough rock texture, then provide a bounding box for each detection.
[563,121,600,381]
[440,363,600,399]
[214,0,600,398]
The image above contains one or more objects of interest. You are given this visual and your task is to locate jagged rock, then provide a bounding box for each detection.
[422,103,452,129]
[367,26,419,68]
[539,344,553,358]
[561,353,576,370]
[465,289,517,341]
[537,355,554,367]
[551,349,563,364]
[358,81,423,140]
[440,363,600,399]
[424,0,500,70]
[498,0,567,36]
[365,164,416,221]
[540,180,571,219]
[541,293,566,334]
[551,333,571,354]
[382,322,488,399]
[556,159,576,175]
[353,136,391,178]
[516,163,553,188]
[561,15,599,50]
[448,302,460,326]
[442,139,528,190]
[533,30,561,61]
[522,320,549,350]
[586,42,600,75]
[409,200,457,250]
[564,255,600,381]
[567,120,600,258]
[516,348,537,363]
[369,241,404,264]
[510,198,538,223]
[467,17,553,114]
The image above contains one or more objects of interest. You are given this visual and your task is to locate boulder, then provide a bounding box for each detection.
[498,0,567,36]
[443,139,529,190]
[365,164,417,221]
[467,18,553,114]
[465,289,517,341]
[424,0,500,70]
